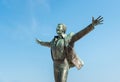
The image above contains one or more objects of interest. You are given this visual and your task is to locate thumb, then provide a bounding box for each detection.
[92,16,94,22]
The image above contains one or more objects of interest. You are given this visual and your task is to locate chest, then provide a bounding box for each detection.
[53,38,65,48]
[58,39,64,46]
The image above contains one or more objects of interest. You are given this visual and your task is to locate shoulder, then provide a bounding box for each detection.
[67,32,74,38]
[64,32,74,43]
[51,36,58,41]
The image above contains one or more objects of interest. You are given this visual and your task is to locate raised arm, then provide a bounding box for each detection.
[36,38,51,48]
[70,16,103,43]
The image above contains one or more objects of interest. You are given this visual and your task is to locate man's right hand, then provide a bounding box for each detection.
[36,38,41,44]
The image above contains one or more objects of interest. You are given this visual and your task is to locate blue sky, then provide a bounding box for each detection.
[0,0,120,82]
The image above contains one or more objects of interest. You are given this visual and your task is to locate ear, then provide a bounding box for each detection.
[62,29,65,33]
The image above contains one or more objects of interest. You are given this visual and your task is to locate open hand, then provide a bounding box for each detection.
[36,38,41,44]
[92,16,103,26]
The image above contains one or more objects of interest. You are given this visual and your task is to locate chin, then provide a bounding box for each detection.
[57,33,61,35]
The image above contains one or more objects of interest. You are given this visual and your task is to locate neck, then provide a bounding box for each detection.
[58,33,66,38]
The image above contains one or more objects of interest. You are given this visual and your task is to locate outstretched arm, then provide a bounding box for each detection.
[70,16,103,44]
[36,38,51,48]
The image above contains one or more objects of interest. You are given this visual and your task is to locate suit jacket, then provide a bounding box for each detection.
[38,24,94,70]
[64,24,94,70]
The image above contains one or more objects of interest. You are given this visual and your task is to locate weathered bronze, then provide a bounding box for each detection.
[36,16,103,82]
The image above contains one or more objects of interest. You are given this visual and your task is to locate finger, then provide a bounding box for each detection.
[92,16,94,20]
[36,39,39,42]
[96,16,101,20]
[100,20,103,22]
[98,17,103,21]
[99,23,103,25]
[36,38,38,41]
[36,39,40,43]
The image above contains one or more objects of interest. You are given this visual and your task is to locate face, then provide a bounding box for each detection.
[56,24,64,35]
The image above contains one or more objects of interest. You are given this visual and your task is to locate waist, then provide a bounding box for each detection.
[54,59,67,64]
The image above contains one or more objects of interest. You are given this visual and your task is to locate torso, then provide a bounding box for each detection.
[51,36,65,60]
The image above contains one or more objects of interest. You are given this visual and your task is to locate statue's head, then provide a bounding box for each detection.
[56,23,66,35]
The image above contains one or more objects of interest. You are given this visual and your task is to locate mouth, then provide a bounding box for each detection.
[57,32,62,35]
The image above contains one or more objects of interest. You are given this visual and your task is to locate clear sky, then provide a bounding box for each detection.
[0,0,120,82]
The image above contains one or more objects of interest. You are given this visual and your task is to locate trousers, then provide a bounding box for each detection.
[54,60,69,82]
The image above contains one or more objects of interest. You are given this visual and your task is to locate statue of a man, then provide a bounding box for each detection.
[36,16,103,82]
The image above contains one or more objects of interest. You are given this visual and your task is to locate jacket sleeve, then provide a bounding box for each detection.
[70,24,94,44]
[36,39,51,48]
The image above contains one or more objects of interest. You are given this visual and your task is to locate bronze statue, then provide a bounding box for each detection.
[36,16,103,82]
